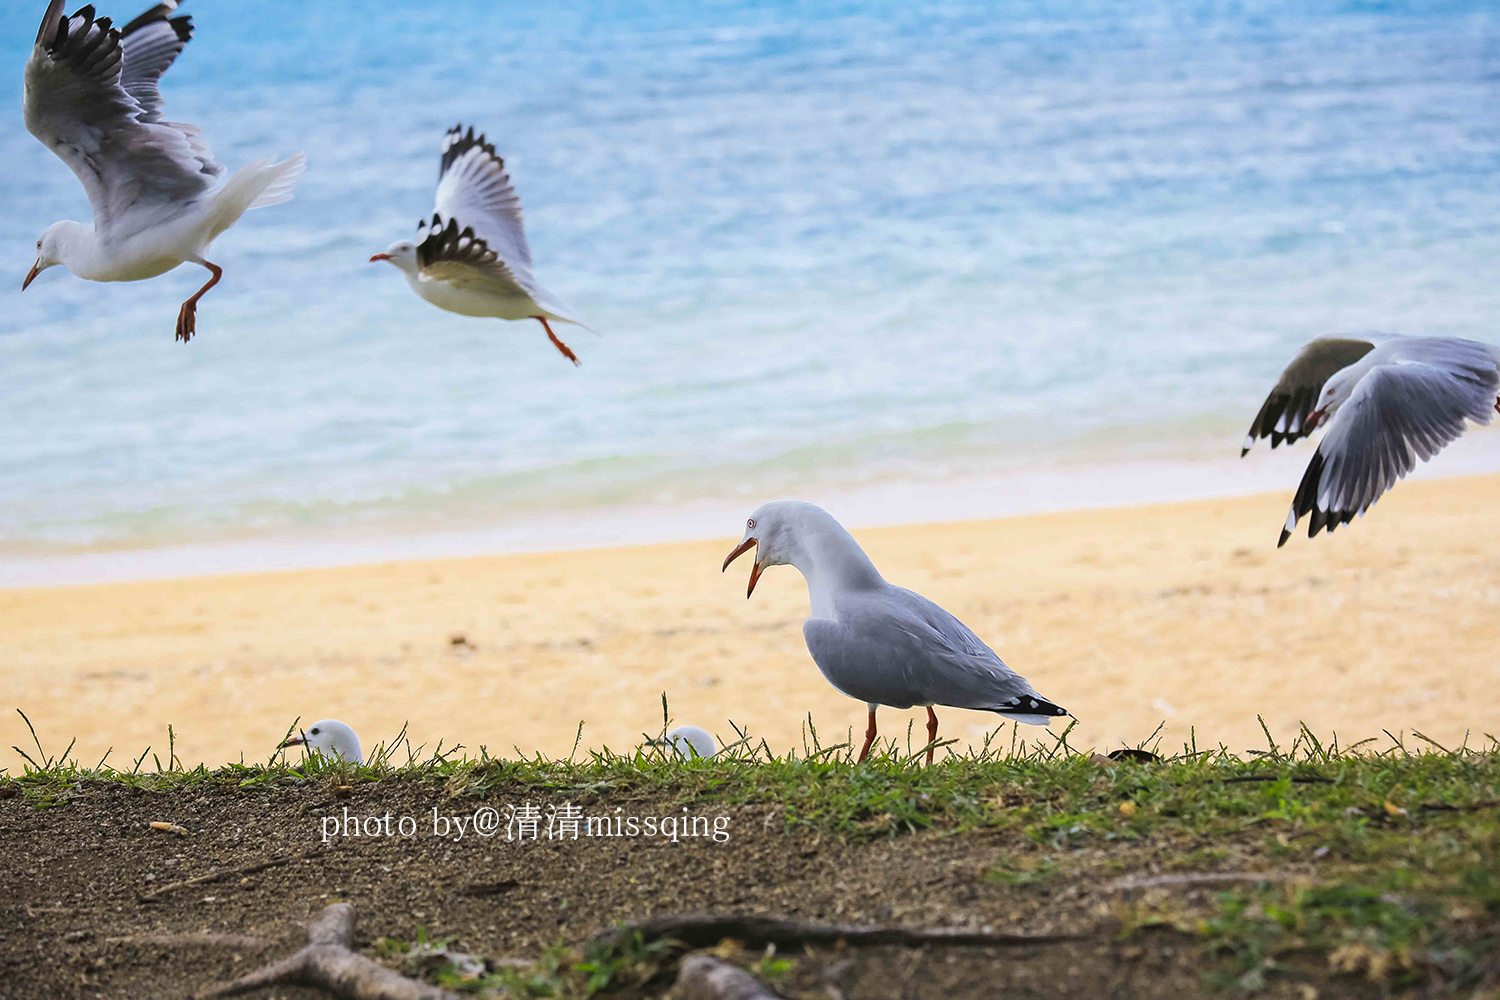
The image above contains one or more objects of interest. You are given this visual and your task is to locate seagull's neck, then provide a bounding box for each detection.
[49,222,99,277]
[785,519,885,620]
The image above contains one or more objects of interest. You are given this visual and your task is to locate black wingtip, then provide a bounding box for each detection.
[1240,447,1250,458]
[1277,528,1290,548]
[118,2,189,38]
[37,0,66,46]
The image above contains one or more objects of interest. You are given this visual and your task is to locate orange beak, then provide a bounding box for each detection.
[278,734,306,749]
[722,537,762,598]
[22,262,40,290]
[369,253,390,263]
[1305,408,1326,432]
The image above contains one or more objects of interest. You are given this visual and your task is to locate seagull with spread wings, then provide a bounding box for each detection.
[371,125,591,366]
[22,0,306,342]
[1244,335,1500,545]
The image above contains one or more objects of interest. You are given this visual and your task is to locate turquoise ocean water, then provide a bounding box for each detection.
[1,0,1498,582]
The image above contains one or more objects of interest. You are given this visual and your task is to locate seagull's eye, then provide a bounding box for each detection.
[747,518,755,529]
[310,727,320,735]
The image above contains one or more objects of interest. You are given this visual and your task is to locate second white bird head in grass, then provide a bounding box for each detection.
[649,725,718,759]
[279,719,363,765]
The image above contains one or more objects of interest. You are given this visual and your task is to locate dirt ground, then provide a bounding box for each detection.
[0,779,1416,1000]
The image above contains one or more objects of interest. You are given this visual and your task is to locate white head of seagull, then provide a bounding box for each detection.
[279,720,362,765]
[723,500,1069,766]
[24,222,87,288]
[370,239,418,274]
[722,500,883,616]
[652,725,718,759]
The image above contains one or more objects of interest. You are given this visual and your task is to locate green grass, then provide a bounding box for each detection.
[6,709,1499,994]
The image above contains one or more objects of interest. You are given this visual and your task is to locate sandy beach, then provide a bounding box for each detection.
[5,473,1499,773]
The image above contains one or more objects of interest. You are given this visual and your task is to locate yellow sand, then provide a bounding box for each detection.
[5,474,1499,773]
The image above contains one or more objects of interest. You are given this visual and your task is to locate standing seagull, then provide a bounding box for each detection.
[22,0,306,342]
[371,125,591,366]
[1244,335,1500,545]
[722,501,1069,765]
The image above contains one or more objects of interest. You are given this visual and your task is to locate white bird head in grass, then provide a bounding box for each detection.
[279,719,363,764]
[650,725,717,759]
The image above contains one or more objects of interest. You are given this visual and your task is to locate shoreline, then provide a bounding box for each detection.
[6,470,1500,775]
[6,432,1500,588]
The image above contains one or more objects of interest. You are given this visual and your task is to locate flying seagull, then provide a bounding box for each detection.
[372,125,591,366]
[1244,335,1500,545]
[22,0,306,341]
[723,500,1069,764]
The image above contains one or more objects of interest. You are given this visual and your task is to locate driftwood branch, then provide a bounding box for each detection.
[595,913,1086,955]
[673,954,782,1000]
[140,848,325,902]
[191,902,461,1000]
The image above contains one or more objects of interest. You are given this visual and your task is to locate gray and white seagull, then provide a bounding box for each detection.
[22,0,306,341]
[1244,335,1500,545]
[371,125,592,366]
[722,500,1069,764]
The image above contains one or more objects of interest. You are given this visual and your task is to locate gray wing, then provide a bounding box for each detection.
[805,588,1068,721]
[117,2,190,123]
[23,1,224,234]
[1280,338,1499,545]
[414,214,531,298]
[432,125,534,285]
[1244,337,1378,455]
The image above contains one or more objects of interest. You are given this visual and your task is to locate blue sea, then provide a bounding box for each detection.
[2,0,1499,583]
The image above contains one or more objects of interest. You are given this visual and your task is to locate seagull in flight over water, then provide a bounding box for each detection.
[22,0,306,342]
[371,125,592,366]
[1243,334,1500,545]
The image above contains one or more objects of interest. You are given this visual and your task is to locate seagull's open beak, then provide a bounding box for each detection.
[369,253,390,263]
[278,734,306,749]
[1306,407,1326,432]
[722,537,762,598]
[22,261,40,290]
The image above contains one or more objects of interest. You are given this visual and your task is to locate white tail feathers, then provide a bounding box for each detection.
[205,153,307,242]
[248,152,308,209]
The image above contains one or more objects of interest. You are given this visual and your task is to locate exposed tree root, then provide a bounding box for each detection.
[191,903,461,1000]
[595,913,1087,955]
[140,848,325,902]
[673,954,783,999]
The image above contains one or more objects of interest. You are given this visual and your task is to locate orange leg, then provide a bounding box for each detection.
[175,261,222,343]
[856,709,877,763]
[534,316,579,366]
[925,706,939,766]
